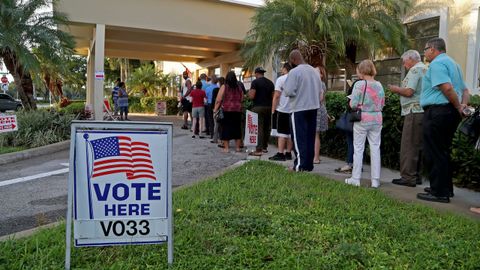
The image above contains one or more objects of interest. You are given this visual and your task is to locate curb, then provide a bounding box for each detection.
[0,221,62,242]
[0,140,70,165]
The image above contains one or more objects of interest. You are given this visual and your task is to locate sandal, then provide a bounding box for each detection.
[248,151,263,156]
[313,160,321,164]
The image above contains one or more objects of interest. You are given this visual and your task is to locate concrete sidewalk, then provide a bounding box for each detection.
[246,143,480,220]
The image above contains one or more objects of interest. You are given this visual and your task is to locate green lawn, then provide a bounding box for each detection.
[1,161,479,269]
[0,146,25,155]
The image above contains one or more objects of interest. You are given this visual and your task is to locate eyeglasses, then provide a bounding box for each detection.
[423,46,431,52]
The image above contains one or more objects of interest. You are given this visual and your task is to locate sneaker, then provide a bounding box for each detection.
[181,125,188,130]
[335,165,352,173]
[371,179,380,188]
[345,178,360,187]
[285,152,292,160]
[268,152,286,161]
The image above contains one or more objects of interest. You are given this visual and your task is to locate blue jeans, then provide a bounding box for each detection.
[345,130,354,165]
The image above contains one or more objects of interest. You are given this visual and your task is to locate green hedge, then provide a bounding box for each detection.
[323,91,480,191]
[59,101,85,115]
[128,96,179,115]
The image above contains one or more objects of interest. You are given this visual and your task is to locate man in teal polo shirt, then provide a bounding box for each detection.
[417,37,470,203]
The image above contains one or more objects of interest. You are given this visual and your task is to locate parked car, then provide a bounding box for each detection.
[0,93,22,112]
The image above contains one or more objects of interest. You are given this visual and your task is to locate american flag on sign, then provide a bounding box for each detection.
[89,136,156,180]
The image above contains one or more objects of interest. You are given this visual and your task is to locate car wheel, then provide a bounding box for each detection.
[15,105,22,111]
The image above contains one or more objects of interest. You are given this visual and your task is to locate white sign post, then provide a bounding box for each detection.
[243,110,258,147]
[65,121,173,269]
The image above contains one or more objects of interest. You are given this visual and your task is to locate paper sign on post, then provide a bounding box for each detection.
[95,71,105,80]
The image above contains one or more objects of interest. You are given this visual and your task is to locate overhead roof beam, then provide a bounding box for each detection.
[105,49,199,62]
[105,29,239,53]
[105,41,217,59]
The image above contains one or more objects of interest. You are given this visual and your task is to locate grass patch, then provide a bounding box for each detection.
[0,145,26,154]
[1,161,479,269]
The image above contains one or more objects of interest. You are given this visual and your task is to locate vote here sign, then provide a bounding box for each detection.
[72,129,170,246]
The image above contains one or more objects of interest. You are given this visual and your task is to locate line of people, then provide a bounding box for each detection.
[339,37,471,205]
[178,37,474,207]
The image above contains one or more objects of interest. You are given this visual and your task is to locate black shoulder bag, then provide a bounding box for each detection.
[349,80,367,122]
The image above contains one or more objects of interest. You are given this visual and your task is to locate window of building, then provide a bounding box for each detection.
[405,17,440,55]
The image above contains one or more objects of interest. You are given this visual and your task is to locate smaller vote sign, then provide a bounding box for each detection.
[0,115,18,133]
[243,110,258,147]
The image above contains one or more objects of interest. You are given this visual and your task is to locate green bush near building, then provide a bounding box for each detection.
[128,96,179,115]
[323,91,480,191]
[58,101,85,116]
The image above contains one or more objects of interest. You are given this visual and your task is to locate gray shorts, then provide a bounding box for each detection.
[192,106,205,118]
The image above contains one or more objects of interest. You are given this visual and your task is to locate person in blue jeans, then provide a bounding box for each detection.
[117,82,129,121]
[335,79,364,174]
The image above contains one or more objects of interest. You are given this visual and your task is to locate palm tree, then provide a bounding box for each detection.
[106,57,130,83]
[37,52,86,102]
[128,63,164,97]
[241,0,409,79]
[0,0,75,110]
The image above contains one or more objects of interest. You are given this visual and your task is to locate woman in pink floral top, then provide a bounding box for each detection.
[345,60,385,188]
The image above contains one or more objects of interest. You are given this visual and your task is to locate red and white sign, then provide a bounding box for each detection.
[1,76,8,84]
[244,110,258,146]
[95,71,105,80]
[0,115,18,133]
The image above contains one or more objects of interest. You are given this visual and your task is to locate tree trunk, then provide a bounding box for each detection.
[345,43,357,81]
[2,52,36,110]
[20,72,37,110]
[120,62,124,82]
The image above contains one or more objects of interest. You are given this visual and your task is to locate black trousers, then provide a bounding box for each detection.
[251,106,272,151]
[423,104,461,197]
[205,104,214,137]
[290,109,317,171]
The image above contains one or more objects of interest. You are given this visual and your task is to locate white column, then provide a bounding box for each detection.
[86,50,94,105]
[220,63,230,77]
[94,24,105,120]
[466,6,480,94]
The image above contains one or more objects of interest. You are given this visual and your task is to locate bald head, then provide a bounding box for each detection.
[289,49,305,66]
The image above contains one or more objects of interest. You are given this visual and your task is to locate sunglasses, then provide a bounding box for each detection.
[423,46,431,52]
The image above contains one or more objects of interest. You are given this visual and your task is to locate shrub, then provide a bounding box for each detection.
[129,96,179,115]
[0,110,74,148]
[60,101,85,116]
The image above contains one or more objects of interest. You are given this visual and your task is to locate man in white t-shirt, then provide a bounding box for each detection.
[269,63,293,161]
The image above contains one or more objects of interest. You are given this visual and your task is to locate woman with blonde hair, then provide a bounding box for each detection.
[345,60,385,188]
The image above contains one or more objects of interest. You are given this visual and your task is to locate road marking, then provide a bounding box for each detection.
[0,168,69,187]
